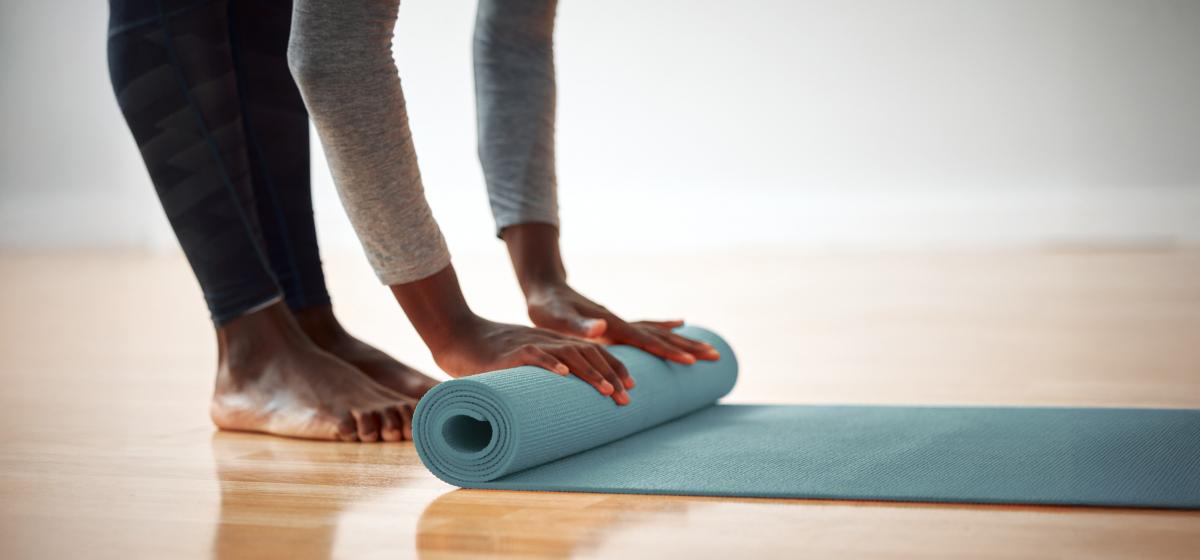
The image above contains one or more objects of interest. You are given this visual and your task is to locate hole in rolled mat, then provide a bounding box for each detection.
[442,414,494,453]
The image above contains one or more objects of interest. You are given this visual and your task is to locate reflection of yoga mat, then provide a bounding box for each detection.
[413,326,1200,508]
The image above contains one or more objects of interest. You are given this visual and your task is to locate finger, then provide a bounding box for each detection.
[534,305,607,338]
[662,331,721,360]
[572,315,607,338]
[586,343,633,390]
[646,330,699,364]
[519,345,570,375]
[352,410,381,443]
[581,345,629,405]
[555,347,615,396]
[623,329,696,365]
[638,319,686,330]
[572,302,615,338]
[598,349,635,390]
[381,407,404,442]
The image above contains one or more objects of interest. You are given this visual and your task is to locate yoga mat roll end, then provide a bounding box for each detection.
[414,325,738,487]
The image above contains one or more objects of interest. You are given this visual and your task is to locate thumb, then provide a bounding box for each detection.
[530,303,607,338]
[568,313,607,338]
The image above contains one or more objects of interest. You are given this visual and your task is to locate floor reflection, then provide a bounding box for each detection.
[208,432,410,560]
[417,487,1200,558]
[415,489,695,558]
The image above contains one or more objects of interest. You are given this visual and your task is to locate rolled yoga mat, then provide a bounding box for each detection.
[413,326,1200,508]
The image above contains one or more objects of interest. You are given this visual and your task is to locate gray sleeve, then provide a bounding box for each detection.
[288,0,451,285]
[474,0,560,235]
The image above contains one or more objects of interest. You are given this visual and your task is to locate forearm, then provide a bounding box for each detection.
[502,223,567,296]
[390,264,479,355]
[290,0,450,285]
[474,0,560,234]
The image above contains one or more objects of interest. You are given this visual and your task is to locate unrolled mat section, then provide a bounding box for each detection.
[413,326,1200,508]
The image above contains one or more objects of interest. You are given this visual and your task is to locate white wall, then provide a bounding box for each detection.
[2,0,1199,253]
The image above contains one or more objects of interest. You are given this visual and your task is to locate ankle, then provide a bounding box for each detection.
[216,302,308,378]
[292,304,350,349]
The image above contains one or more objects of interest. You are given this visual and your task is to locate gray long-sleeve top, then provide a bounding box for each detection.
[289,0,558,285]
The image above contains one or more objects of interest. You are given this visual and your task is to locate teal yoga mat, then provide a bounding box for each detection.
[413,326,1200,508]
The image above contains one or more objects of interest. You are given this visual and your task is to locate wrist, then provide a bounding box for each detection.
[389,264,481,354]
[521,275,569,299]
[501,222,568,296]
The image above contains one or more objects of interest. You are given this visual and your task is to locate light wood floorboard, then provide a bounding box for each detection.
[1,250,1198,559]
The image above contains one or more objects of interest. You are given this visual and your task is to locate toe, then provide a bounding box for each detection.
[400,403,415,441]
[336,413,359,442]
[353,410,382,442]
[381,407,403,442]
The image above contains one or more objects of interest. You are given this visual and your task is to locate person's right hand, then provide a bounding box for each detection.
[432,316,634,406]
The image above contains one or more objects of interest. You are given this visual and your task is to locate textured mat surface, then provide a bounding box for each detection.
[413,326,1200,508]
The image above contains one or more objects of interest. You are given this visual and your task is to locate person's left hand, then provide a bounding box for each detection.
[524,282,721,365]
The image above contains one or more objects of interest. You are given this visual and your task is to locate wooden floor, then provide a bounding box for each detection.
[1,249,1198,559]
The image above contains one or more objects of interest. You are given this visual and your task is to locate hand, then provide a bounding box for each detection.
[500,223,721,366]
[393,265,638,405]
[390,264,634,405]
[525,282,721,365]
[434,316,634,405]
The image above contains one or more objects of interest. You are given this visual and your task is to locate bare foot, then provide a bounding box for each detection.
[294,305,441,400]
[210,302,415,442]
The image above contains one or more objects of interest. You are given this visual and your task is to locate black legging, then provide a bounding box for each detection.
[107,0,330,325]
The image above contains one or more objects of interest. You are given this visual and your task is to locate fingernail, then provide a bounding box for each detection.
[614,392,630,406]
[623,378,636,390]
[678,353,697,364]
[599,381,614,395]
[555,364,570,375]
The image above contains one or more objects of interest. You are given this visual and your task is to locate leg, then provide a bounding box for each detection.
[226,0,438,399]
[226,0,328,312]
[474,0,560,234]
[107,0,413,441]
